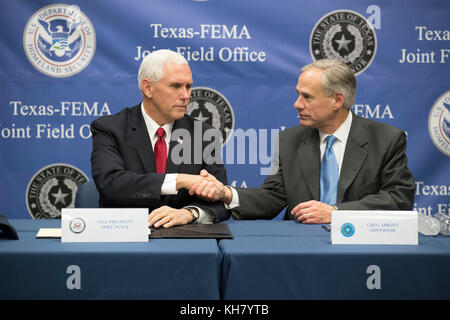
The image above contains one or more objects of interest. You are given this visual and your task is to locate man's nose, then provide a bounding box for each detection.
[180,87,190,100]
[294,96,304,110]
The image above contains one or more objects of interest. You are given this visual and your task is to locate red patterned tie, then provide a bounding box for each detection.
[154,127,167,174]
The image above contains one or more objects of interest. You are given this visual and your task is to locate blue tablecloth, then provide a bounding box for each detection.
[220,220,450,300]
[0,219,222,300]
[2,219,450,300]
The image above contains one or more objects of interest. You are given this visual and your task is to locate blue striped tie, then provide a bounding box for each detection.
[320,135,338,205]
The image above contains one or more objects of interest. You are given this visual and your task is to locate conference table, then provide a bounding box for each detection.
[221,220,450,300]
[0,219,221,299]
[1,219,449,300]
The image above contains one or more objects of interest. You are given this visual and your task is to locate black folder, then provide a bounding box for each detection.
[149,223,233,239]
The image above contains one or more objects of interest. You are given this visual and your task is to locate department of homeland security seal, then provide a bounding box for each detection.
[26,163,89,219]
[310,10,377,75]
[428,90,450,157]
[23,4,96,78]
[187,87,235,145]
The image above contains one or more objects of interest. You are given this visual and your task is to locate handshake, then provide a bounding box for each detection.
[177,170,233,205]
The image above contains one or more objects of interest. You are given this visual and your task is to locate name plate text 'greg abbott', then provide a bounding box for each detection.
[331,211,418,245]
[61,208,148,243]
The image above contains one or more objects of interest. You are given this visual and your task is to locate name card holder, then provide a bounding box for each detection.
[331,210,418,245]
[61,208,148,243]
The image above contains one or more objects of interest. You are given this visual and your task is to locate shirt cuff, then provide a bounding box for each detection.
[185,206,214,224]
[224,187,240,209]
[161,173,178,195]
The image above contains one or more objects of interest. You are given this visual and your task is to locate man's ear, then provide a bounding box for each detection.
[333,92,345,110]
[141,78,153,99]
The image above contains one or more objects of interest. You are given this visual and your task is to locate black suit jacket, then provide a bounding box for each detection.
[90,104,229,222]
[234,113,415,220]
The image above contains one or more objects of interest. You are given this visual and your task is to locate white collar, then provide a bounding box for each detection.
[140,103,174,140]
[319,111,352,144]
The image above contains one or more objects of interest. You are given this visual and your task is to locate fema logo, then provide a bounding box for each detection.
[187,87,235,145]
[428,90,450,157]
[23,4,96,78]
[69,217,86,234]
[26,163,89,219]
[341,223,355,237]
[310,10,377,75]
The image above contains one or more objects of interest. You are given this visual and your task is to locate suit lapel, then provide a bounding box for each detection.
[165,117,187,174]
[337,114,368,202]
[128,104,156,173]
[297,128,321,200]
[129,105,189,174]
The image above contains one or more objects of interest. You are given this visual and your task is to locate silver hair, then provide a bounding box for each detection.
[137,49,189,95]
[301,59,356,109]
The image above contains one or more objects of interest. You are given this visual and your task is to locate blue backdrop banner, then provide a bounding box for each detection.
[0,0,449,219]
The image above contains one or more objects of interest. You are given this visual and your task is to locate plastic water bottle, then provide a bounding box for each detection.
[434,213,450,236]
[418,214,440,236]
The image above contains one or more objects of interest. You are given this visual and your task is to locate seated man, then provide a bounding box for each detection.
[190,59,415,224]
[91,49,228,228]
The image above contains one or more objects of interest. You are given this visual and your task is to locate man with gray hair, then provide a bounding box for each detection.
[190,59,415,223]
[91,49,228,228]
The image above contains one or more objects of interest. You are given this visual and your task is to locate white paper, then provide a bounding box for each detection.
[331,210,418,245]
[36,228,61,238]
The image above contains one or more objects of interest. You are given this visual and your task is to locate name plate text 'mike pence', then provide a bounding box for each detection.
[61,208,148,243]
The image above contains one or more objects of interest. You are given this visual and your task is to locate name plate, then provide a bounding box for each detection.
[331,211,418,245]
[61,208,148,243]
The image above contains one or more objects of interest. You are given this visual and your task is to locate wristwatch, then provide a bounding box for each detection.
[186,207,199,222]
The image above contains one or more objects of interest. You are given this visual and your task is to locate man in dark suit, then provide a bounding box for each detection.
[190,59,415,224]
[91,49,228,228]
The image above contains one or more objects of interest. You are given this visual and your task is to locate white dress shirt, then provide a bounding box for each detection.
[141,103,213,223]
[226,112,353,209]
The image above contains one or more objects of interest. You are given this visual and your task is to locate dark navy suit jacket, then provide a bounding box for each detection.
[90,103,229,222]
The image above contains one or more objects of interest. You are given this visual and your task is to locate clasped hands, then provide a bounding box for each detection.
[148,170,229,229]
[183,170,334,224]
[186,169,231,204]
[149,170,333,227]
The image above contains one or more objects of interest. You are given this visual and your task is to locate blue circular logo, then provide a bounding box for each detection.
[428,90,450,157]
[23,4,96,78]
[341,223,355,237]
